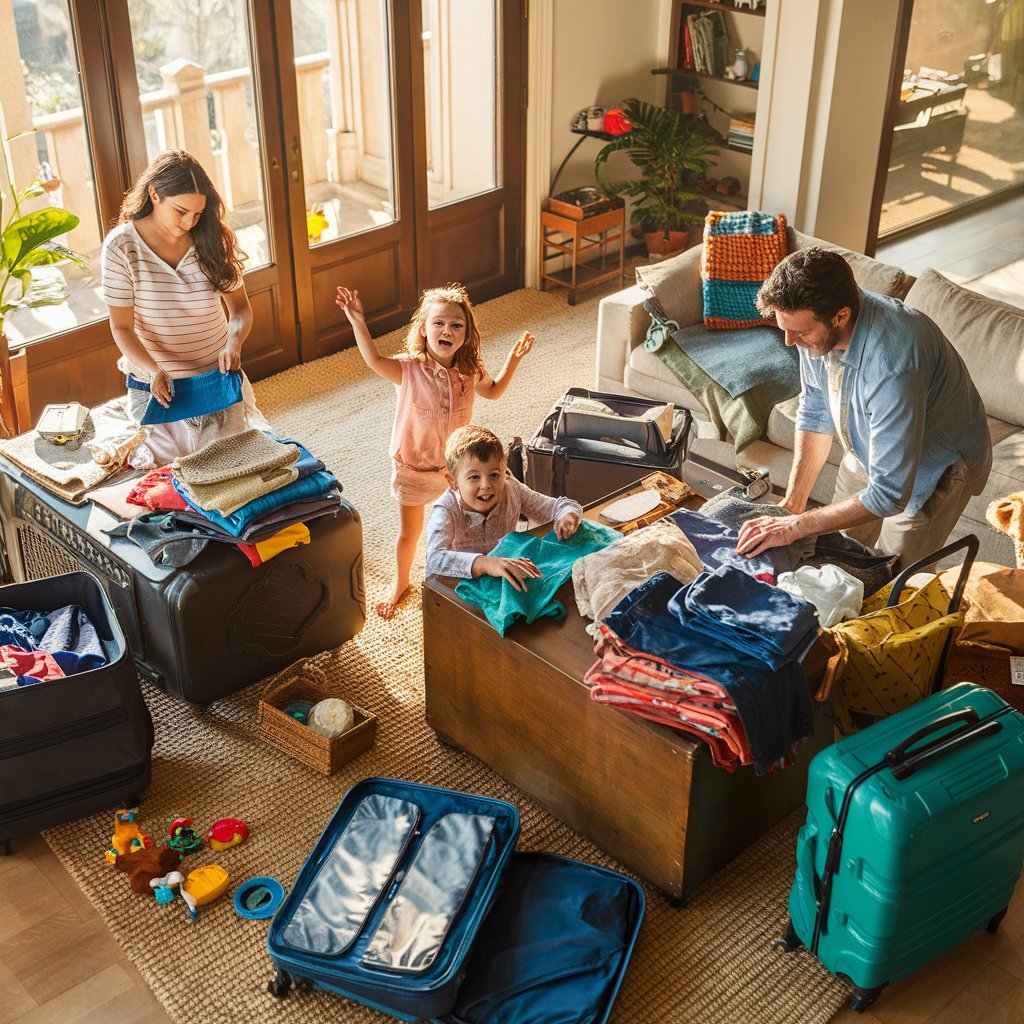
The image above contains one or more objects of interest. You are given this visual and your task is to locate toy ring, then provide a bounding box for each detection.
[234,876,286,920]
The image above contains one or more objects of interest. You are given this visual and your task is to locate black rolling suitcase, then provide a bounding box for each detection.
[515,387,692,506]
[0,461,366,705]
[1,571,154,849]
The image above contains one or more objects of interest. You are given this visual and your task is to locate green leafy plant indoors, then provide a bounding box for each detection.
[594,97,719,239]
[1,128,87,340]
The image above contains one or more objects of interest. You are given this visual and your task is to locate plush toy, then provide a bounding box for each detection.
[113,845,182,894]
[105,808,152,865]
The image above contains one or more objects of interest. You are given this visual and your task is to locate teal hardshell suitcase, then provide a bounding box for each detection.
[777,682,1024,1013]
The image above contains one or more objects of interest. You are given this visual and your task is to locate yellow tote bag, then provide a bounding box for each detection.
[818,536,978,735]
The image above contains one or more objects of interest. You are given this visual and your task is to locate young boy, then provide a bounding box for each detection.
[426,425,582,591]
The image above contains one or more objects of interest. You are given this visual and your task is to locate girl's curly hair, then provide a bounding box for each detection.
[404,283,483,377]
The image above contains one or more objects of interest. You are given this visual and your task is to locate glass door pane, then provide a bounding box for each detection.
[880,0,1024,238]
[2,0,105,345]
[291,0,397,246]
[126,0,272,268]
[421,0,498,210]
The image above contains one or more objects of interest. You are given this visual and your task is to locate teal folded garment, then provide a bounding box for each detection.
[140,368,243,425]
[455,520,619,636]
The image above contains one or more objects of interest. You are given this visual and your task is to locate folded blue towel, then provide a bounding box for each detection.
[139,368,243,425]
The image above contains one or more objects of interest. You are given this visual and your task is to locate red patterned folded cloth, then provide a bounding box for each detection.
[701,210,788,329]
[127,467,189,512]
[584,624,751,771]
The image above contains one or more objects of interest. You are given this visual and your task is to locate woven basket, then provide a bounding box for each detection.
[256,660,377,775]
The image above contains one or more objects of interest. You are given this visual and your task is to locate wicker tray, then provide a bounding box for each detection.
[256,660,377,775]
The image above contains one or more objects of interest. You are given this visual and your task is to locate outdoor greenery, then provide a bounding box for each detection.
[594,97,719,238]
[0,130,86,340]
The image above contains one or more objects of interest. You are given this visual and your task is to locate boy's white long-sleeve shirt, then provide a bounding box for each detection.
[425,476,583,579]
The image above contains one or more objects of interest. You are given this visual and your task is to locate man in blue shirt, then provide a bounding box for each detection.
[736,247,991,567]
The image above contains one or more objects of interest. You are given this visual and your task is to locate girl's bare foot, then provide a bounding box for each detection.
[375,584,416,620]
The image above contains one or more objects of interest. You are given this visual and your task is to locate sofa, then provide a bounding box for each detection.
[595,227,1024,567]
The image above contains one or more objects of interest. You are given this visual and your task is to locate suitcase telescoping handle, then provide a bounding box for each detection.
[884,708,1008,781]
[883,534,979,614]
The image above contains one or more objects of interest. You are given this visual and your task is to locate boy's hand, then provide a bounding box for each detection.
[335,286,365,322]
[473,555,541,592]
[510,331,534,360]
[554,512,581,540]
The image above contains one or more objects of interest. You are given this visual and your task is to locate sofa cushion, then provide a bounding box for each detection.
[626,345,711,416]
[903,268,1024,428]
[763,397,844,467]
[790,229,914,300]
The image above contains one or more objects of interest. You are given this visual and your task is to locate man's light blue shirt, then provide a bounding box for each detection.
[795,289,991,518]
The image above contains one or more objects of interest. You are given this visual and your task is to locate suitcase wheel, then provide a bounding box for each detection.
[849,986,884,1014]
[771,919,803,954]
[987,907,1009,934]
[268,969,293,999]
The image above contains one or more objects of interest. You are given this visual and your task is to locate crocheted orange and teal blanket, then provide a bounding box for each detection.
[700,211,788,329]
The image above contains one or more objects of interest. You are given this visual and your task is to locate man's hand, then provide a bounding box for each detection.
[735,515,804,558]
[473,555,542,591]
[218,340,241,373]
[150,369,174,408]
[336,286,366,323]
[554,512,580,540]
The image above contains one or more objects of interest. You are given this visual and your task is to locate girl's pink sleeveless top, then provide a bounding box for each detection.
[389,355,476,471]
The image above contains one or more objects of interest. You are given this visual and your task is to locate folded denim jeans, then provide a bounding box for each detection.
[671,564,820,670]
[604,572,815,773]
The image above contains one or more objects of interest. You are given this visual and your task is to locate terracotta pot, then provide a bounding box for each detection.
[643,230,689,257]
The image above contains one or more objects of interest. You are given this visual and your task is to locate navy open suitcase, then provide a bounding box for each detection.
[776,682,1024,1012]
[267,778,645,1022]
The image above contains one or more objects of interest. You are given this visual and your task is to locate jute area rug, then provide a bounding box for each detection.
[42,288,851,1023]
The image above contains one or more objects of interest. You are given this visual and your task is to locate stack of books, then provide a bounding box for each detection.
[728,113,756,152]
[686,11,731,77]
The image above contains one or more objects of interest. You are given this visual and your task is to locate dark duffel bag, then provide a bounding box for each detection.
[513,387,692,506]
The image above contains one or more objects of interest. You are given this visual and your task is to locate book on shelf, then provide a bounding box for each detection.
[727,111,756,153]
[687,11,731,78]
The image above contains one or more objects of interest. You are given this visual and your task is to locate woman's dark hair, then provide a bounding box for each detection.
[118,150,246,292]
[756,247,860,324]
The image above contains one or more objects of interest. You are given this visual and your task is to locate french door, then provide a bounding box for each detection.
[275,0,526,360]
[13,0,524,412]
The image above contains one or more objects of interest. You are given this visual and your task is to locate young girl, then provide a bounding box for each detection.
[335,283,534,619]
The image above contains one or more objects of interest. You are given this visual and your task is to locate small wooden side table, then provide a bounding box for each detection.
[540,203,625,305]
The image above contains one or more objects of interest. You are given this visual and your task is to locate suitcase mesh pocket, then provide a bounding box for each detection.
[281,793,420,956]
[17,524,82,580]
[362,812,496,973]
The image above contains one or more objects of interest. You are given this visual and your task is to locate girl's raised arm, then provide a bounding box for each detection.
[336,286,403,385]
[475,330,534,399]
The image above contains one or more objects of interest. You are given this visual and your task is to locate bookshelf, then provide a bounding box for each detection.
[664,0,768,200]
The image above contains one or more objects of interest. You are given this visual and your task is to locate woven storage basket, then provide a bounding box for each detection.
[257,660,377,775]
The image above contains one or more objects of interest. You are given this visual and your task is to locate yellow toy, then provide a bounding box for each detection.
[305,205,329,243]
[183,864,230,909]
[105,808,152,865]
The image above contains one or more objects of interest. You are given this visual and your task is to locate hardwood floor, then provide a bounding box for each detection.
[2,195,1021,1024]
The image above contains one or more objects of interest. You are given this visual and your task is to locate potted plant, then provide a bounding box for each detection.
[1,127,87,438]
[594,97,719,257]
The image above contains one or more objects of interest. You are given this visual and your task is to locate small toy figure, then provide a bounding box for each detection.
[203,818,249,851]
[105,808,152,865]
[168,817,204,856]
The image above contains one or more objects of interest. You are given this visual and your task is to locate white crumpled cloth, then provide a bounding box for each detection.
[777,563,864,628]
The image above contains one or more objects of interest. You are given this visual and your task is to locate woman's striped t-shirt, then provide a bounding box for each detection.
[101,221,237,378]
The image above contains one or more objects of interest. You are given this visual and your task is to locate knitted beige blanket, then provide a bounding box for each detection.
[178,463,299,515]
[172,428,299,484]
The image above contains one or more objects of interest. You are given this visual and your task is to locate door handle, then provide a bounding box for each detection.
[290,136,301,181]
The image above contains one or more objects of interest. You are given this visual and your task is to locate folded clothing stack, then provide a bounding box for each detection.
[116,429,342,568]
[670,564,820,671]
